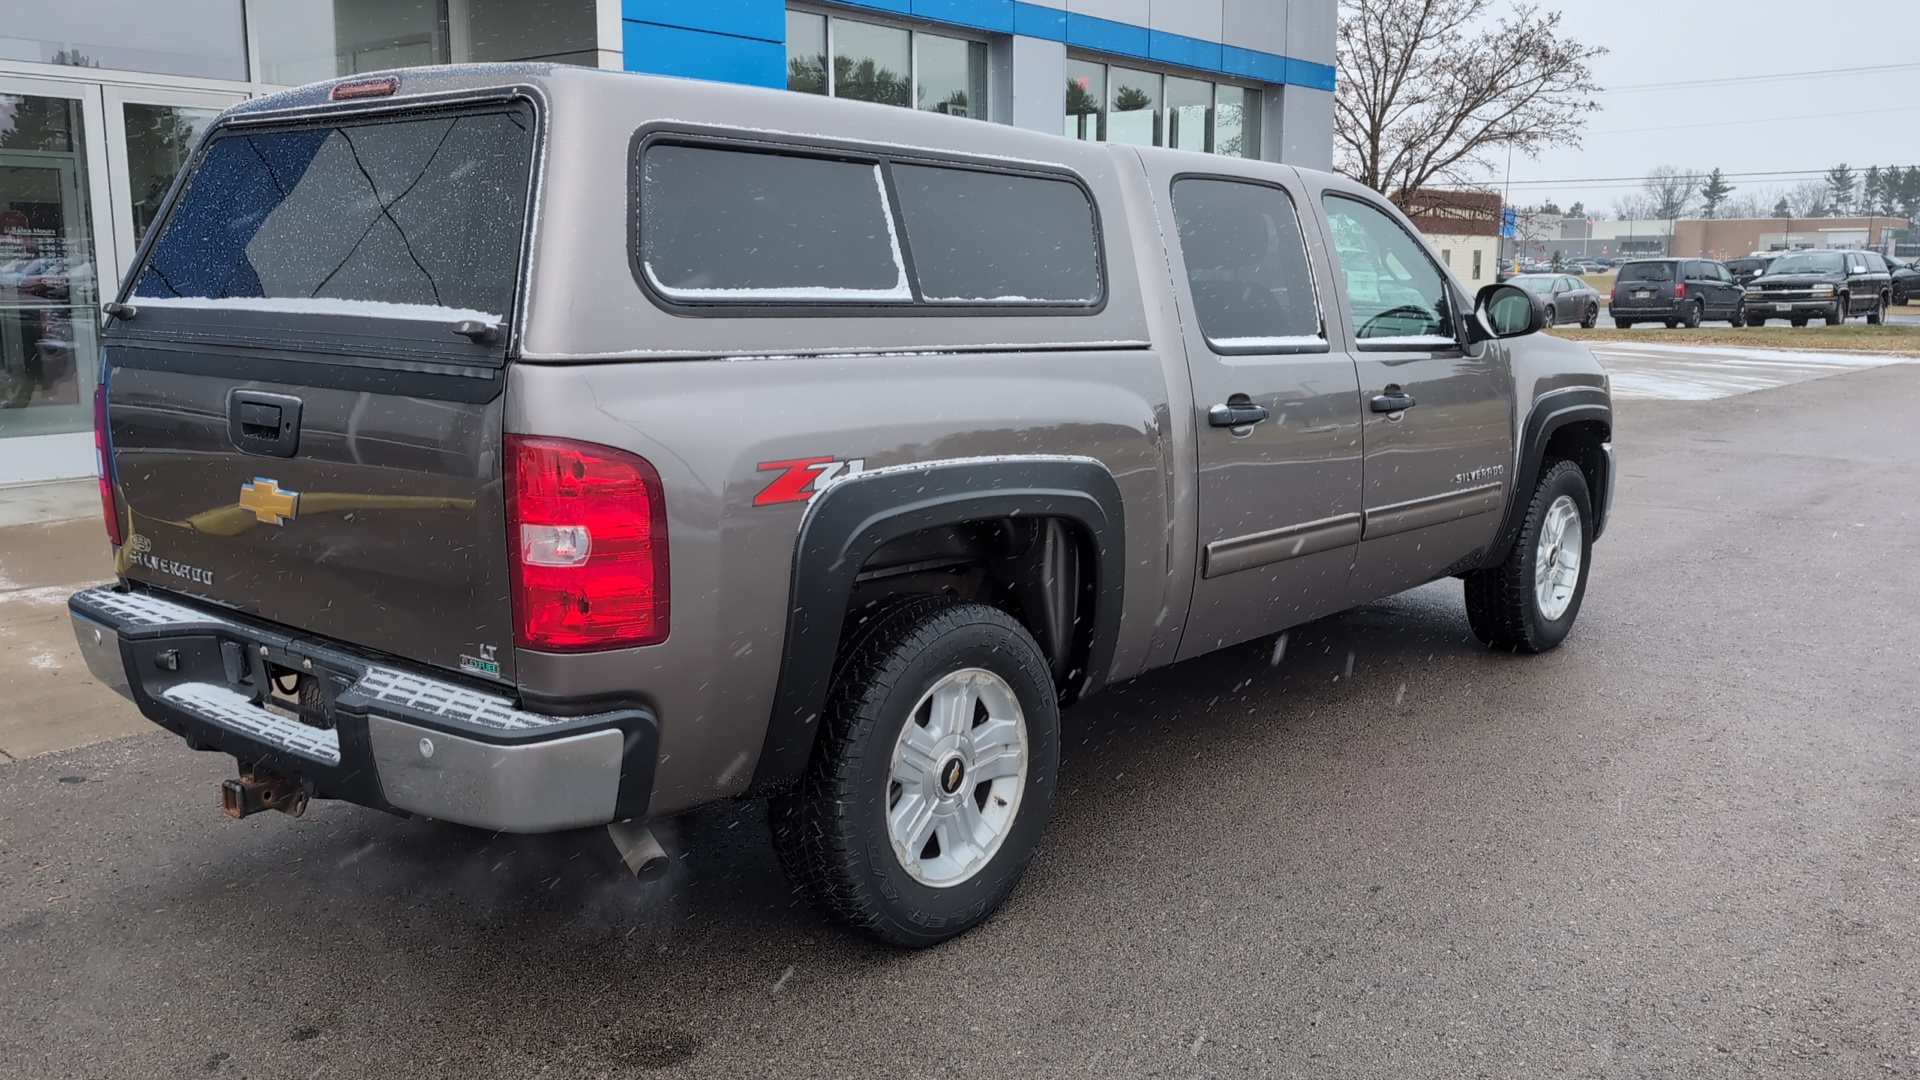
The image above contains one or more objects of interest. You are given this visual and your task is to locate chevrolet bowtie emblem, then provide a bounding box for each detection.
[239,477,300,525]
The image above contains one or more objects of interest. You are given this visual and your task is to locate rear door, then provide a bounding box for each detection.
[1156,168,1364,659]
[1306,183,1514,600]
[104,97,538,684]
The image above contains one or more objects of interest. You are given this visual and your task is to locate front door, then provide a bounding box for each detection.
[1310,185,1514,601]
[1158,170,1366,660]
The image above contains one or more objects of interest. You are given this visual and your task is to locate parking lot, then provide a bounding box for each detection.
[3,356,1917,1078]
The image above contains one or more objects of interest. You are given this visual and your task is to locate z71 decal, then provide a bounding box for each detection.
[754,456,866,506]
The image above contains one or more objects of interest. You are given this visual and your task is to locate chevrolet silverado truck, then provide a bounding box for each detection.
[70,65,1614,947]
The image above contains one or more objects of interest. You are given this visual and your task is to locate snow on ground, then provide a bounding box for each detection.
[1584,340,1915,401]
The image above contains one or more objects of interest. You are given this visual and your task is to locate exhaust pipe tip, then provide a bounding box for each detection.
[607,819,670,881]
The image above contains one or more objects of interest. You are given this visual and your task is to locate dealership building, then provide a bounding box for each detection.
[1,0,1335,485]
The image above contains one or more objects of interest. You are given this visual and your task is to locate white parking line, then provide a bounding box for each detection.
[1585,341,1915,401]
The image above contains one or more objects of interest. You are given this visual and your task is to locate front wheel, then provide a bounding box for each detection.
[1746,313,1768,327]
[770,599,1060,948]
[1825,298,1845,326]
[1728,303,1745,327]
[1463,460,1594,653]
[1867,294,1887,325]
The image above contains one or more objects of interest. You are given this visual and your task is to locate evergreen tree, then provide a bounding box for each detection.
[1567,201,1585,218]
[1862,166,1886,216]
[1825,164,1857,216]
[1773,197,1792,219]
[1699,168,1734,218]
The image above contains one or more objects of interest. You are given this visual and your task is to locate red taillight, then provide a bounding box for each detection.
[1673,280,1686,299]
[94,383,121,547]
[331,77,397,100]
[505,435,669,651]
[1610,284,1617,301]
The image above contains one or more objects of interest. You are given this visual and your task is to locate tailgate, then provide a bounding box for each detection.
[102,95,537,684]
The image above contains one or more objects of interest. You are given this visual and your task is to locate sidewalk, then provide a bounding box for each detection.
[0,508,135,761]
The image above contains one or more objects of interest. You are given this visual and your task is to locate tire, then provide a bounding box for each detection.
[1825,297,1845,326]
[769,599,1060,948]
[1867,294,1887,325]
[1746,314,1768,327]
[1895,285,1909,306]
[1681,300,1703,329]
[1790,318,1807,328]
[1662,319,1677,329]
[1542,306,1556,329]
[1728,302,1745,327]
[1613,319,1633,329]
[1463,460,1594,654]
[1582,304,1598,329]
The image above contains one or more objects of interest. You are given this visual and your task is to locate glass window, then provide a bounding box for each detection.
[1618,261,1674,282]
[1471,249,1483,280]
[640,145,908,301]
[1107,69,1161,147]
[0,93,99,438]
[832,18,910,108]
[1172,179,1322,349]
[249,0,449,86]
[1065,61,1106,142]
[2,0,245,80]
[461,0,597,65]
[917,34,986,118]
[1322,195,1455,343]
[122,104,220,246]
[1213,86,1261,159]
[787,11,828,95]
[1165,77,1212,152]
[892,165,1101,304]
[135,106,535,321]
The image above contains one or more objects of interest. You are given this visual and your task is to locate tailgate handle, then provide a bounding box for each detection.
[228,390,303,459]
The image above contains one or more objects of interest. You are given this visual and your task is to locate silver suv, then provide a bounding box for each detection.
[70,65,1614,947]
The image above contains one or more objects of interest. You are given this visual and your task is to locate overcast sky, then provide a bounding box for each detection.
[1486,2,1920,217]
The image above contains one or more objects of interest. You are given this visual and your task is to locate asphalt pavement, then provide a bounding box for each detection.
[4,362,1919,1078]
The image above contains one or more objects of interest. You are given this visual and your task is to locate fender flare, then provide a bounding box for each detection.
[1480,387,1612,569]
[749,456,1125,792]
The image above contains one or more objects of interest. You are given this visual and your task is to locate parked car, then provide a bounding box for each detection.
[1509,273,1601,328]
[1743,250,1893,326]
[1609,258,1746,328]
[1723,254,1777,286]
[1891,259,1918,306]
[70,64,1615,948]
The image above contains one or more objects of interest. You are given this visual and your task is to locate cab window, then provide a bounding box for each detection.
[1171,177,1324,352]
[1321,194,1454,346]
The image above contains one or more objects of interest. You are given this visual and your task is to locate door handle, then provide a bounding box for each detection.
[1370,389,1417,413]
[1207,402,1270,428]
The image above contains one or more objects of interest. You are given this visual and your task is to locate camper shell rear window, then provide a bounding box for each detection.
[632,133,1105,315]
[130,99,536,350]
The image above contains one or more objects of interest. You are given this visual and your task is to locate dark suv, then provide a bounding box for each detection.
[1723,254,1777,286]
[1743,250,1893,326]
[1892,259,1917,306]
[1610,258,1745,329]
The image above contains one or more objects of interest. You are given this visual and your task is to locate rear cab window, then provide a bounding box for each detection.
[129,100,537,364]
[633,136,1103,313]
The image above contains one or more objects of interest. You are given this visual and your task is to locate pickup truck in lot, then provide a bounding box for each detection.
[71,64,1614,947]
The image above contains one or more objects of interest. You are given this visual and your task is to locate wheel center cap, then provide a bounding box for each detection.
[938,755,966,796]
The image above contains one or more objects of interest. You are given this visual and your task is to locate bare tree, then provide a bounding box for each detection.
[1644,167,1699,220]
[1783,180,1830,218]
[1720,187,1783,220]
[1335,0,1603,205]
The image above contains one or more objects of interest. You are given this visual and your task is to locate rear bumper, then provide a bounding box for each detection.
[70,585,657,833]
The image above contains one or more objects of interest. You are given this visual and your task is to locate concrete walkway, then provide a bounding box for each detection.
[0,517,123,760]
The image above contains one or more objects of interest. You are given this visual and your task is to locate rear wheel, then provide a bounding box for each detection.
[1681,300,1703,328]
[1463,460,1594,654]
[1582,304,1599,329]
[1613,318,1633,329]
[769,599,1059,948]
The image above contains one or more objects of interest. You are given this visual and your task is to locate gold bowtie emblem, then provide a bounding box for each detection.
[239,477,300,526]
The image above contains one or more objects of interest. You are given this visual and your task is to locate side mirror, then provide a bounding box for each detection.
[1471,283,1545,341]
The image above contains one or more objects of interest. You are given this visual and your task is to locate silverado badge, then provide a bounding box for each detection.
[239,477,300,525]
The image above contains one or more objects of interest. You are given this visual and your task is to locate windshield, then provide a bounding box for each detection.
[1618,262,1673,282]
[134,103,535,322]
[1766,253,1845,275]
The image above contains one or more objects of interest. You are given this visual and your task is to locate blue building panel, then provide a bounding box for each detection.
[835,0,915,16]
[1220,44,1287,84]
[622,0,785,43]
[1011,1,1068,39]
[1148,30,1222,73]
[1064,12,1150,58]
[624,20,787,88]
[912,0,1016,34]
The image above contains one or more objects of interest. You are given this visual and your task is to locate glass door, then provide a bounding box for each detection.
[102,86,240,282]
[0,76,111,450]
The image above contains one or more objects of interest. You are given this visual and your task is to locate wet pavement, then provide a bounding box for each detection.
[4,362,1918,1078]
